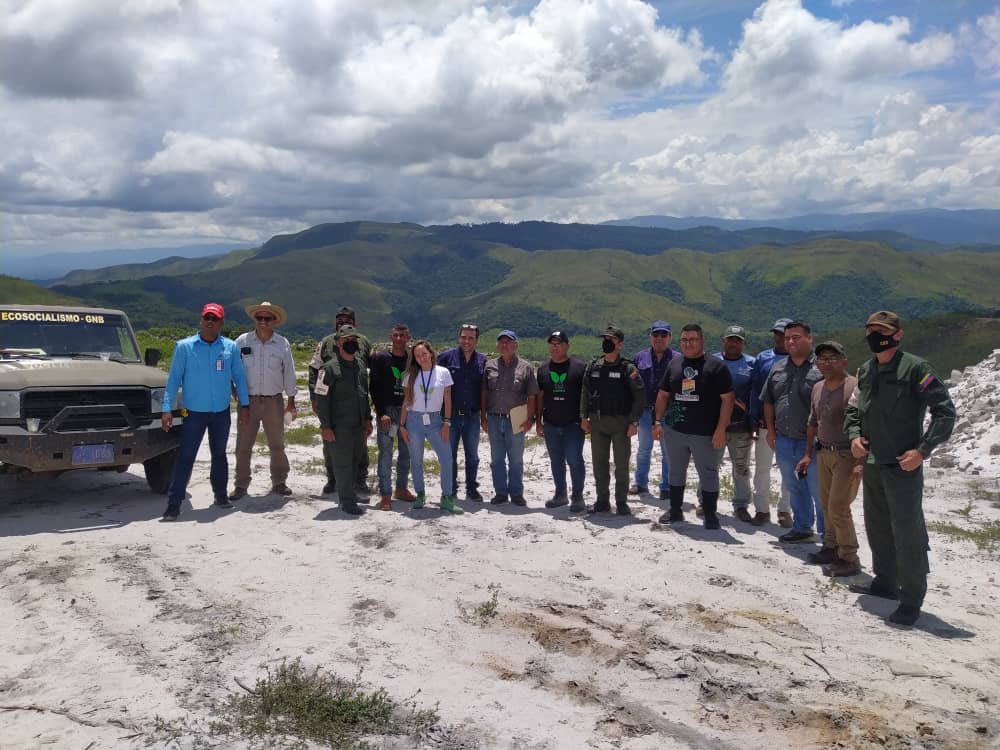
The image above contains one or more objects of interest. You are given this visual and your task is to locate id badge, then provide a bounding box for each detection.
[216,356,224,372]
[422,413,431,426]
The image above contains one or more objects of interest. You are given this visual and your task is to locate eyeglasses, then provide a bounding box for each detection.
[816,355,843,363]
[255,316,276,323]
[202,314,221,322]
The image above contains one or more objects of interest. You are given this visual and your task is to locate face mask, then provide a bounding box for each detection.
[601,339,616,354]
[866,330,896,353]
[341,340,359,355]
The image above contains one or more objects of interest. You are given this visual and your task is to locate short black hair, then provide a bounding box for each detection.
[392,323,410,333]
[680,323,703,336]
[784,320,811,335]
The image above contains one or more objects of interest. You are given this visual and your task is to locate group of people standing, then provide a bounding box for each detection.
[159,302,956,628]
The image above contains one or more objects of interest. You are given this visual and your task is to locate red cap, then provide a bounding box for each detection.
[201,302,225,318]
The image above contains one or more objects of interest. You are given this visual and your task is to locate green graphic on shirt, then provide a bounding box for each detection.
[549,371,567,384]
[391,366,403,382]
[391,365,404,397]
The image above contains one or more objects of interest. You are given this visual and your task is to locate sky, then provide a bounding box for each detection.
[1,0,997,254]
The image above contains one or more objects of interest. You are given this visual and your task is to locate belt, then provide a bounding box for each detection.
[488,411,510,417]
[818,442,851,452]
[455,408,480,416]
[250,394,283,399]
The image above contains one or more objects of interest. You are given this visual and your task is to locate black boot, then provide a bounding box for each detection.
[659,485,685,524]
[702,490,720,529]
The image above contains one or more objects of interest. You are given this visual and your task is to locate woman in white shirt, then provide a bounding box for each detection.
[399,340,462,514]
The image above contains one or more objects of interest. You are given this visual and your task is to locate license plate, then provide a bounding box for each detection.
[71,443,116,466]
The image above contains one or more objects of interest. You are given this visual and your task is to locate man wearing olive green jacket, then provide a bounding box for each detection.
[844,311,956,627]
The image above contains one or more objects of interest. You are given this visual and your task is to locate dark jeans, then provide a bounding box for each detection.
[542,422,586,496]
[449,410,481,492]
[168,409,231,509]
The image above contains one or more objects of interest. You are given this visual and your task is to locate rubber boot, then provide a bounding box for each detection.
[659,485,685,524]
[440,495,464,515]
[412,492,426,510]
[702,490,720,529]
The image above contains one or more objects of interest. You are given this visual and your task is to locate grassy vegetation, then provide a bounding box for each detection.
[213,658,438,748]
[459,583,502,626]
[928,520,1000,551]
[284,423,321,446]
[0,275,81,304]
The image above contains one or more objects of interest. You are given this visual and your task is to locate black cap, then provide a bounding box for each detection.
[548,330,569,343]
[336,306,356,320]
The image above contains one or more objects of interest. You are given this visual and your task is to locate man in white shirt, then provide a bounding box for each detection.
[230,301,298,499]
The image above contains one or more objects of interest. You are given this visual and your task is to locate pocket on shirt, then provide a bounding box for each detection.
[267,353,283,371]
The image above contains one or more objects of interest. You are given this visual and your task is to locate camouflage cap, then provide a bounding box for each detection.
[865,310,901,331]
[815,340,847,358]
[334,324,363,340]
[598,325,625,341]
[723,325,746,340]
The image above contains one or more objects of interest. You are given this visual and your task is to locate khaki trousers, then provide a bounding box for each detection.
[817,449,860,563]
[234,395,289,490]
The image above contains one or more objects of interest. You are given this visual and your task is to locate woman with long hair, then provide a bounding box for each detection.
[399,340,463,514]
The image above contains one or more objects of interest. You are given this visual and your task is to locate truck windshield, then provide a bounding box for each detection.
[0,310,141,361]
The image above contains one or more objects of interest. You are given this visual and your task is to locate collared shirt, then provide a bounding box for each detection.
[712,351,755,430]
[234,330,297,397]
[634,347,676,407]
[438,347,487,412]
[809,376,857,447]
[163,333,249,412]
[761,354,823,439]
[749,348,788,425]
[483,355,538,413]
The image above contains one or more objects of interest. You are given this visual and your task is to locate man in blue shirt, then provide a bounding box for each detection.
[438,323,488,500]
[630,321,676,499]
[160,303,249,521]
[713,326,755,521]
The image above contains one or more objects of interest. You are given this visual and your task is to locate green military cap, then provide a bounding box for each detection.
[334,324,364,340]
[598,324,624,341]
[866,310,901,331]
[815,341,847,358]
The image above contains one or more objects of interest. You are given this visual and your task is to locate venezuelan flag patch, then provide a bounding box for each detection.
[919,372,935,389]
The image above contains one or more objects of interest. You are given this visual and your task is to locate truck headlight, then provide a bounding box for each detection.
[0,391,20,418]
[150,387,166,414]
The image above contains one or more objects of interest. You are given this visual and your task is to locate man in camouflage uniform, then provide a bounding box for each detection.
[844,310,956,627]
[581,325,645,515]
[309,306,372,496]
[314,325,374,515]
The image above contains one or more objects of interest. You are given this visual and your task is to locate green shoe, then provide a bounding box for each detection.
[412,492,426,510]
[440,495,464,515]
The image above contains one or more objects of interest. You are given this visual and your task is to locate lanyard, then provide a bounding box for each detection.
[419,368,432,410]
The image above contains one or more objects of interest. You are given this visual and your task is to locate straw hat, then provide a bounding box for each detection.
[244,301,288,326]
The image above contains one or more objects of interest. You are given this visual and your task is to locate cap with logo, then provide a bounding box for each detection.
[201,302,225,319]
[865,310,901,332]
[723,325,746,341]
[547,330,569,343]
[771,317,793,333]
[497,329,518,341]
[649,320,672,334]
[815,341,847,358]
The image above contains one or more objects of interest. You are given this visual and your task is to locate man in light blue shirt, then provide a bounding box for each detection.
[161,302,249,520]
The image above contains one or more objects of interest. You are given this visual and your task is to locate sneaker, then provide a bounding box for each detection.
[466,488,484,502]
[887,604,921,626]
[378,496,393,511]
[659,508,684,524]
[806,548,840,565]
[588,501,611,514]
[440,496,465,515]
[341,502,365,516]
[751,511,771,526]
[393,488,417,502]
[777,511,793,528]
[322,482,336,495]
[695,504,704,518]
[511,495,527,507]
[214,497,233,509]
[779,530,814,544]
[271,484,293,496]
[490,494,509,505]
[161,508,179,522]
[545,494,569,509]
[569,494,587,513]
[735,507,753,523]
[628,484,648,496]
[703,514,720,530]
[412,492,426,510]
[823,561,862,577]
[228,487,248,501]
[616,502,632,516]
[848,582,898,600]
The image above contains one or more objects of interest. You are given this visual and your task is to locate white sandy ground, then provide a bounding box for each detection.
[2,353,999,750]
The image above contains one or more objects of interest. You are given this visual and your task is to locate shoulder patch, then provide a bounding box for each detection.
[918,372,936,390]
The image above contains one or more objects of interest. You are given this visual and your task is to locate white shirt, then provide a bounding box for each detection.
[403,365,453,413]
[234,330,297,397]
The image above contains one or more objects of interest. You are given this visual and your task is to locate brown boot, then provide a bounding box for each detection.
[379,495,393,511]
[824,560,862,577]
[751,511,770,526]
[735,507,753,523]
[777,511,793,528]
[393,488,417,502]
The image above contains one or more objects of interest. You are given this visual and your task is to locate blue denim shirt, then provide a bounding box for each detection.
[438,347,487,412]
[749,348,787,426]
[163,333,249,412]
[713,351,755,429]
[633,347,676,407]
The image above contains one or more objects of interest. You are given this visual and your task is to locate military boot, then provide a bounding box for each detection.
[658,485,686,524]
[701,490,720,530]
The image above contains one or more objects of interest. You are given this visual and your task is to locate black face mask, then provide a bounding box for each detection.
[341,340,359,355]
[866,330,896,353]
[601,339,616,354]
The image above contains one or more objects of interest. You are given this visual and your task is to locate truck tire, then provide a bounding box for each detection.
[144,448,177,494]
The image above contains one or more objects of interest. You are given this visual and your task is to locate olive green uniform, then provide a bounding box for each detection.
[314,354,373,507]
[844,350,956,608]
[581,356,645,508]
[309,333,372,489]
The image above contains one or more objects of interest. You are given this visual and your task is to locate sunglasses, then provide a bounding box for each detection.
[255,316,276,322]
[202,314,221,322]
[460,324,480,333]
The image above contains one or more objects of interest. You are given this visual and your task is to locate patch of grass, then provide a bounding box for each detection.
[928,520,1000,551]
[295,457,328,476]
[968,478,1000,509]
[952,498,974,518]
[459,583,502,626]
[718,474,734,501]
[213,658,438,749]
[285,423,321,446]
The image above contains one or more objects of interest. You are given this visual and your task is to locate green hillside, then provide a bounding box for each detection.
[0,275,83,305]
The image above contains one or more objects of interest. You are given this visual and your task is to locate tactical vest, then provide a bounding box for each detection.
[587,356,634,416]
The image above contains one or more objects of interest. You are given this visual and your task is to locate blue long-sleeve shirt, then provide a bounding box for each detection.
[438,347,487,412]
[713,351,755,429]
[163,333,249,412]
[748,348,787,426]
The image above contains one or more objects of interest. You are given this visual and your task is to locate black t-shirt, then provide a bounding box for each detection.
[537,357,586,426]
[369,351,409,416]
[658,355,733,436]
